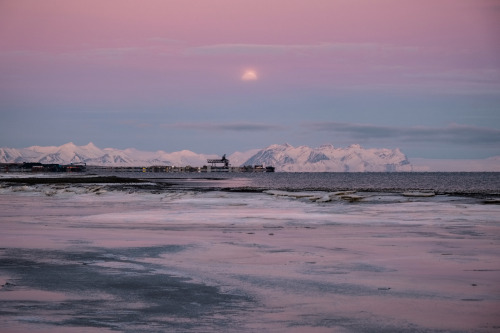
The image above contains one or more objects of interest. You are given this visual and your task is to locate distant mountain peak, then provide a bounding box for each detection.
[1,142,498,171]
[267,143,292,150]
[83,142,98,149]
[1,142,414,172]
[60,142,77,148]
[242,143,413,172]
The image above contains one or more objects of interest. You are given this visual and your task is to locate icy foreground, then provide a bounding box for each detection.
[0,179,499,332]
[0,142,413,172]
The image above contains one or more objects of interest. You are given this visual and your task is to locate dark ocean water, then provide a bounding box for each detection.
[103,172,500,196]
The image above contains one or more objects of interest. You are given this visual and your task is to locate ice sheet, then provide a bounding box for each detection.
[1,185,499,332]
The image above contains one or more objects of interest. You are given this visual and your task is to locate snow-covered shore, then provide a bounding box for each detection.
[1,180,499,332]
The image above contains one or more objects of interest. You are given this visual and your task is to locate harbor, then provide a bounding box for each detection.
[0,155,274,173]
[0,162,87,173]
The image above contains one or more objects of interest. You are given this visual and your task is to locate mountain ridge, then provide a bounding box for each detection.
[243,143,412,172]
[0,142,417,172]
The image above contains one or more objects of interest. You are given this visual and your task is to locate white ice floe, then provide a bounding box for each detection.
[264,189,364,203]
[339,194,365,202]
[483,198,500,204]
[402,191,436,197]
[264,190,324,199]
[0,183,109,197]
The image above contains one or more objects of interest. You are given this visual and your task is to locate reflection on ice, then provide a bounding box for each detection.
[1,174,500,332]
[1,182,498,229]
[23,187,489,229]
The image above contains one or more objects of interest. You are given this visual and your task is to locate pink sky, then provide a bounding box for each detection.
[1,0,499,159]
[2,1,498,47]
[2,0,497,85]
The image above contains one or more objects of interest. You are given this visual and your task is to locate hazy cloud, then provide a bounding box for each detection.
[185,42,417,57]
[162,122,286,132]
[305,122,500,146]
[148,37,185,44]
[119,120,153,128]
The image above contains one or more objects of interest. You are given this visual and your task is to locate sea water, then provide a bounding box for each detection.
[104,171,500,194]
[1,172,499,227]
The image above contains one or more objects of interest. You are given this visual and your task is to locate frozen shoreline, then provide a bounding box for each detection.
[1,180,500,332]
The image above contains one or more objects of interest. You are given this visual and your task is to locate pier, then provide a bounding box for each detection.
[206,154,230,172]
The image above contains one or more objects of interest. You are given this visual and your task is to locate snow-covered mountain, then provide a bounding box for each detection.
[243,143,413,172]
[0,142,414,172]
[0,142,218,167]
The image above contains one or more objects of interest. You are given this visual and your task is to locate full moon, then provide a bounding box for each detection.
[241,70,258,81]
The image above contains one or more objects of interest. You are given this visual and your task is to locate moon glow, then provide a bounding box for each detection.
[242,70,258,81]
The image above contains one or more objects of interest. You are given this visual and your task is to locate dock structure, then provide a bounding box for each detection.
[206,154,230,172]
[207,154,229,167]
[1,156,275,173]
